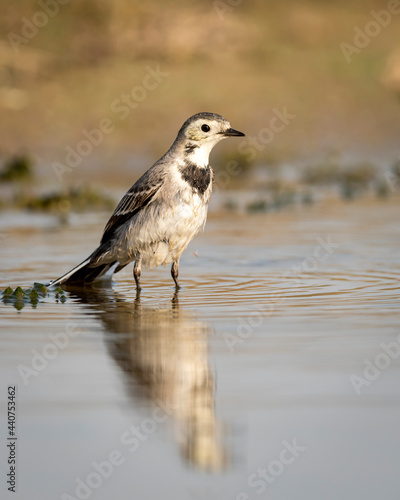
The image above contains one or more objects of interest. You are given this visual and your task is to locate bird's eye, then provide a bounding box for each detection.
[201,124,210,132]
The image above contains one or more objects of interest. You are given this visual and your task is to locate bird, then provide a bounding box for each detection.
[49,112,245,290]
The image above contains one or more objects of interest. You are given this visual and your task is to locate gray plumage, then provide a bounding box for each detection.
[49,112,244,289]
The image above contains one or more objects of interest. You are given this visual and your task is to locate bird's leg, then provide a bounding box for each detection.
[171,260,180,290]
[133,258,142,290]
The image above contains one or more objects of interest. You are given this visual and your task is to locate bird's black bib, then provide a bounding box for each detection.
[180,162,212,196]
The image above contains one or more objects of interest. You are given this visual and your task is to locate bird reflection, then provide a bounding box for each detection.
[66,285,227,472]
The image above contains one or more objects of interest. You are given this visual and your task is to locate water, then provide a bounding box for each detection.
[1,196,399,500]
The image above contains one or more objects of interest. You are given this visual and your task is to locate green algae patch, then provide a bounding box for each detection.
[2,283,67,311]
[0,155,33,182]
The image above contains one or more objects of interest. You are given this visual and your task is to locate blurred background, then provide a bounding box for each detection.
[1,0,400,212]
[2,4,400,500]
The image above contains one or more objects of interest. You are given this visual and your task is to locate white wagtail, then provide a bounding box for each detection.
[49,112,245,289]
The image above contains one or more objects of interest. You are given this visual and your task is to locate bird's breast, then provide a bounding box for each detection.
[179,162,212,196]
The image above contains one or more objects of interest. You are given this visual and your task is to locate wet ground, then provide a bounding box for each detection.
[1,196,400,500]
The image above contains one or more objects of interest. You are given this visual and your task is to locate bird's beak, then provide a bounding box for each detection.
[223,127,245,137]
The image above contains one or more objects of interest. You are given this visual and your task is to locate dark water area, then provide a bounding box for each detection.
[1,196,399,500]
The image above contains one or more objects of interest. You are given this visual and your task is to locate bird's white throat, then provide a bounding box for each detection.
[187,141,217,167]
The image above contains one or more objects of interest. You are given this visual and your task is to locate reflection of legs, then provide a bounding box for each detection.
[172,288,179,309]
[171,260,180,289]
[133,258,142,290]
[135,286,141,304]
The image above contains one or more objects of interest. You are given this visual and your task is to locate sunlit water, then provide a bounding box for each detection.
[1,196,400,500]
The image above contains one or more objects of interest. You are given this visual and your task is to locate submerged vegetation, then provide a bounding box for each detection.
[217,148,398,214]
[2,283,66,311]
[0,150,398,219]
[15,186,115,213]
[0,154,33,182]
[0,154,116,217]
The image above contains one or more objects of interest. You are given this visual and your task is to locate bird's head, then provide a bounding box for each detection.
[175,112,245,165]
[179,112,245,144]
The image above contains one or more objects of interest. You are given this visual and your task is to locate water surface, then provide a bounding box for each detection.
[1,197,399,500]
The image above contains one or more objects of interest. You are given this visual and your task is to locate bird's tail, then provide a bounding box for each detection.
[48,257,117,287]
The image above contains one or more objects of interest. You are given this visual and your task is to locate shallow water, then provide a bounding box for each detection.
[1,197,400,500]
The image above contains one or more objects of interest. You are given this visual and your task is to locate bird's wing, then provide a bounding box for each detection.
[100,171,165,244]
